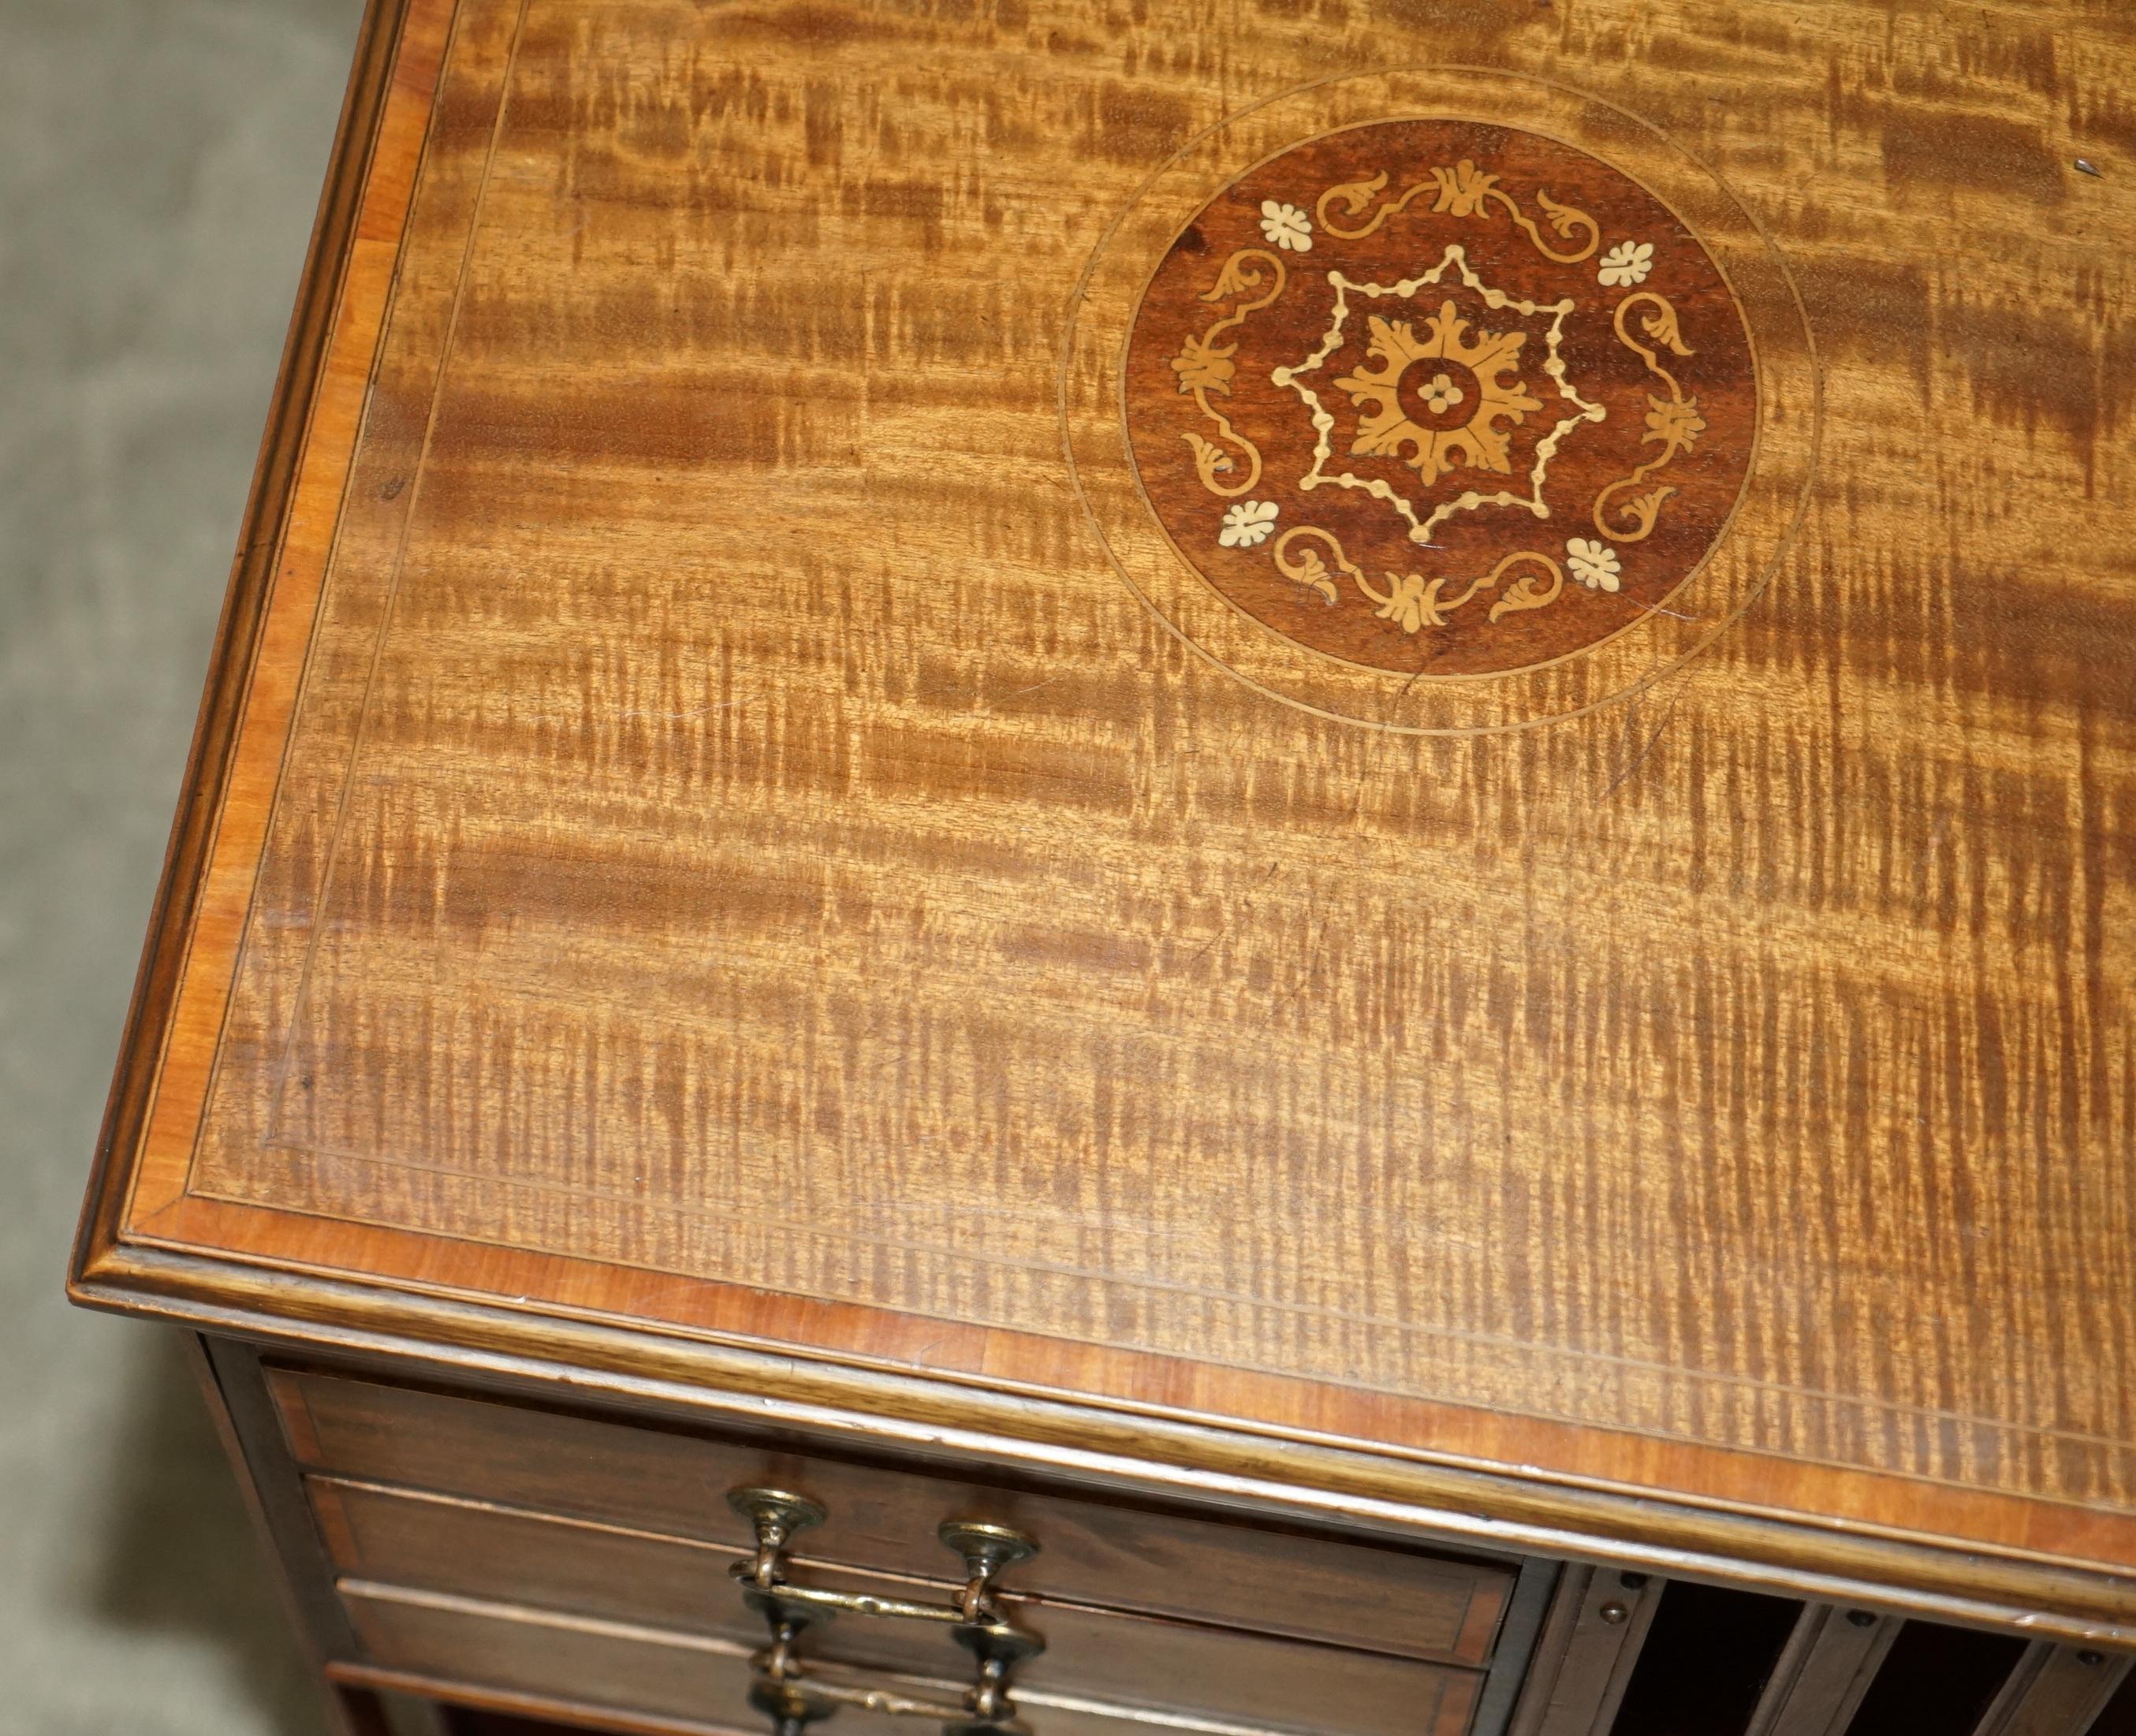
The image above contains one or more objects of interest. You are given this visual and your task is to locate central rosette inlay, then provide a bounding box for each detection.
[1343,302,1539,478]
[1122,119,1760,678]
[1349,305,1536,477]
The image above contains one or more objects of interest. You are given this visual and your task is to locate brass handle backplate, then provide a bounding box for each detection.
[727,1486,1045,1736]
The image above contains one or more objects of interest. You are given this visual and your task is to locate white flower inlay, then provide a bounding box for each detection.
[1419,371,1465,414]
[1258,200,1314,253]
[1565,537,1623,592]
[1597,240,1654,288]
[1219,499,1280,548]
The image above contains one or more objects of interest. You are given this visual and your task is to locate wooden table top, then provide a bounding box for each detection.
[73,0,2136,1636]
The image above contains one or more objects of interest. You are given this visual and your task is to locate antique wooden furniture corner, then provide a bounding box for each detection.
[69,1,2136,1734]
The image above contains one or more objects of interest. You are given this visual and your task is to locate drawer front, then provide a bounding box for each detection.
[271,1367,1511,1666]
[341,1582,1483,1736]
[313,1477,1485,1736]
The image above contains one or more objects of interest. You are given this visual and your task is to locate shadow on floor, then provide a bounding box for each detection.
[88,1329,331,1735]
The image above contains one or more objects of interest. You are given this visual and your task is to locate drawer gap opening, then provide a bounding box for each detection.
[1840,1620,2029,1736]
[2089,1663,2136,1736]
[1602,1581,1800,1736]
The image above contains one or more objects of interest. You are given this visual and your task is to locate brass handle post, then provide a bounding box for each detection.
[726,1485,1045,1736]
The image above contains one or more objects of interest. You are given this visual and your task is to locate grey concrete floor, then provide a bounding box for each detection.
[2,0,363,1729]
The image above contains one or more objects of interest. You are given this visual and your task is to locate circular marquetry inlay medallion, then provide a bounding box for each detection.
[1124,119,1758,678]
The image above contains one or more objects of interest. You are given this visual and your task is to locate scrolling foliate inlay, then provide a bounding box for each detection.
[1273,525,1568,633]
[1125,120,1758,680]
[1172,248,1288,498]
[1593,291,1709,545]
[1316,158,1603,264]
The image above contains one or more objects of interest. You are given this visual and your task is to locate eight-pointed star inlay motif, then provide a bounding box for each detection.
[1272,244,1607,545]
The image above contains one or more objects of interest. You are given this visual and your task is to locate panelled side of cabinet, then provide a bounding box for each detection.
[190,1338,375,1736]
[1507,1566,1664,1736]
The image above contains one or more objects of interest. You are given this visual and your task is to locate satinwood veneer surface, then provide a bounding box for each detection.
[74,0,2136,1618]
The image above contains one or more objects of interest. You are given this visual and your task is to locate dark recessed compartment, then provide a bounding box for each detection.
[437,1713,583,1736]
[1840,1620,2029,1736]
[1607,1581,1802,1735]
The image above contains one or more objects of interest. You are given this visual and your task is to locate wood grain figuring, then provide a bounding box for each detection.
[73,0,2136,1605]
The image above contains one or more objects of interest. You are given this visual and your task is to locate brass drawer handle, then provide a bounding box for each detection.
[728,1486,1045,1736]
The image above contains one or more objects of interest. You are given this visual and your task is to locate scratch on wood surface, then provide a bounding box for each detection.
[1601,699,1680,799]
[987,674,1068,708]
